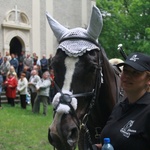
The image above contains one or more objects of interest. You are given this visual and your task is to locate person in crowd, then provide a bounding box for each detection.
[36,56,41,67]
[23,53,33,72]
[0,95,1,108]
[9,53,19,74]
[4,73,18,106]
[109,58,124,76]
[32,52,38,65]
[0,56,10,82]
[5,51,11,61]
[33,71,51,116]
[40,54,49,74]
[109,58,124,69]
[0,52,3,65]
[7,65,18,79]
[28,69,41,109]
[0,74,3,108]
[17,73,28,109]
[22,65,31,81]
[49,69,55,103]
[96,52,150,150]
[15,54,19,61]
[47,54,53,70]
[33,65,42,78]
[18,51,25,78]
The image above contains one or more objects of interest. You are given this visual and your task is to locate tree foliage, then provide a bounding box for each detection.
[96,0,150,59]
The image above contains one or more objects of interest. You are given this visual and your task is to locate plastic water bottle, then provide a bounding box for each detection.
[102,138,114,150]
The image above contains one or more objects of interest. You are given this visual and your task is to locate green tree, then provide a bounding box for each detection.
[96,0,150,59]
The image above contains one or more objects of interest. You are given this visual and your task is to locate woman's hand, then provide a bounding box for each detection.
[95,143,102,149]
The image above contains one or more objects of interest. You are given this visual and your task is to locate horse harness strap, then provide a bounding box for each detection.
[53,81,95,130]
[80,50,103,150]
[52,81,98,150]
[113,65,125,102]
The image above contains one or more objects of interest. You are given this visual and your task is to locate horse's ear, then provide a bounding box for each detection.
[87,5,103,40]
[46,12,69,41]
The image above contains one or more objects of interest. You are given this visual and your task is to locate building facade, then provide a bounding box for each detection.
[0,0,96,58]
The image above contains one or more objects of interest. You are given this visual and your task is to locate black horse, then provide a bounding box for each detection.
[46,6,124,150]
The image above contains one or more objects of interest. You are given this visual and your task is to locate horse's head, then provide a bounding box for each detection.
[46,6,103,150]
[48,49,102,150]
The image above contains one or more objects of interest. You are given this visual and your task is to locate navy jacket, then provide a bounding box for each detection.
[101,92,150,150]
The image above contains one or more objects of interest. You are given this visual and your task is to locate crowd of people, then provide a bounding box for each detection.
[0,51,54,116]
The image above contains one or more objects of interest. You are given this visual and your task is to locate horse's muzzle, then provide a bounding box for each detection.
[48,125,79,150]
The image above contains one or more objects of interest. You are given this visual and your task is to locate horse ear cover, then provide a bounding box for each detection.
[46,11,69,41]
[87,5,103,41]
[46,5,103,42]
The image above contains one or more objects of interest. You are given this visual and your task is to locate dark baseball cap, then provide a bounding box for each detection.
[117,52,150,72]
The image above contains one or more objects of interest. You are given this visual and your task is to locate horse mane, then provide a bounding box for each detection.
[101,48,118,108]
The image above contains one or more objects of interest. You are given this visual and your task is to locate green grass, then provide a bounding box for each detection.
[0,103,54,150]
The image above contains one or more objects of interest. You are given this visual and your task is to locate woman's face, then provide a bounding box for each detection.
[8,75,13,78]
[121,65,150,93]
[20,75,24,79]
[10,67,14,72]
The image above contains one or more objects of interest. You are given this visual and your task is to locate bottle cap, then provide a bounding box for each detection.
[104,138,110,144]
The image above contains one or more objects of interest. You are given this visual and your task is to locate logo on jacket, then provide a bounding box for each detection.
[120,120,136,138]
[129,55,139,62]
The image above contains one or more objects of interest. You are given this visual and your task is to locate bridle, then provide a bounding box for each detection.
[52,37,104,150]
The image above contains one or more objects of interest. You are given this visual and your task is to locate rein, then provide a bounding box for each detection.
[80,50,103,150]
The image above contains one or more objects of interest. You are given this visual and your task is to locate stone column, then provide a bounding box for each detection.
[81,0,88,28]
[32,0,40,57]
[46,0,55,56]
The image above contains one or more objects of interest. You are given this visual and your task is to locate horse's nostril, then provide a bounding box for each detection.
[48,129,53,144]
[48,129,56,145]
[67,127,79,147]
[48,128,62,147]
[70,127,78,139]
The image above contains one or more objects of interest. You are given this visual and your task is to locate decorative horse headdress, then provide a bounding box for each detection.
[46,5,103,57]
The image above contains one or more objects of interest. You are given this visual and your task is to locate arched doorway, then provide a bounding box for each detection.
[10,37,22,57]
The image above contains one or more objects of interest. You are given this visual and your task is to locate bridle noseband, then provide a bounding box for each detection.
[53,81,96,129]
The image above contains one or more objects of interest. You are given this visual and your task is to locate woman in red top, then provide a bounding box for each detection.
[4,73,18,106]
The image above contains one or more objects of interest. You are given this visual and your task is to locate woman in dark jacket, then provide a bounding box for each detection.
[96,52,150,150]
